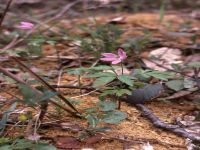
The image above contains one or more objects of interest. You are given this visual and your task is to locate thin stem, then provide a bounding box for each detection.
[111,66,119,77]
[118,97,121,110]
[120,62,124,75]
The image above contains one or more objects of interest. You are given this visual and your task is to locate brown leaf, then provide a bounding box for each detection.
[83,134,103,145]
[55,136,81,149]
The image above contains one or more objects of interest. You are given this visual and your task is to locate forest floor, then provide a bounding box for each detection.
[0,0,200,150]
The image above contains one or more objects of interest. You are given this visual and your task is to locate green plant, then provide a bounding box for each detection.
[0,137,56,150]
[121,31,151,54]
[77,24,123,57]
[159,0,166,23]
[83,100,127,128]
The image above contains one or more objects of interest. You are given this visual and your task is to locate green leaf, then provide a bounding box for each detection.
[85,72,115,78]
[115,89,132,97]
[18,84,39,106]
[83,107,97,113]
[67,68,85,75]
[40,91,58,102]
[0,102,17,135]
[188,61,200,69]
[0,138,56,150]
[159,0,166,23]
[166,80,184,91]
[146,70,174,81]
[100,89,116,97]
[171,63,181,71]
[102,111,127,124]
[98,101,117,112]
[118,75,134,86]
[93,76,116,87]
[131,69,151,81]
[183,78,195,89]
[100,89,131,97]
[86,114,99,128]
[32,143,56,150]
[19,84,57,105]
[0,138,11,145]
[89,65,114,70]
[12,139,34,149]
[0,145,12,150]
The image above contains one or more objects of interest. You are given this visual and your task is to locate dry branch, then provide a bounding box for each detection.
[135,104,200,142]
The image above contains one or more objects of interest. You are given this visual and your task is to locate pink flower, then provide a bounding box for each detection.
[16,22,34,30]
[100,48,127,64]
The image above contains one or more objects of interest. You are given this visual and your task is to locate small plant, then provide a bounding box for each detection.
[69,48,134,107]
[67,48,135,128]
[121,31,151,54]
[77,24,123,57]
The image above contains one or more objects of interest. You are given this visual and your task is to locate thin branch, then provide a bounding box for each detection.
[51,85,97,91]
[0,66,78,117]
[0,0,13,27]
[11,56,79,114]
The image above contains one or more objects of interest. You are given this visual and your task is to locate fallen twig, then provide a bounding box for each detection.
[135,104,200,142]
[0,66,78,117]
[107,135,186,149]
[11,56,79,114]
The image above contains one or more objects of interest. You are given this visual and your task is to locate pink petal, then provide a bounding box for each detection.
[16,22,34,30]
[21,22,34,26]
[100,57,118,62]
[118,48,127,60]
[112,58,122,64]
[101,53,117,58]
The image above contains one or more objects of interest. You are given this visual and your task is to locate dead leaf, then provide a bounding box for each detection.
[60,122,82,132]
[191,10,200,19]
[108,16,125,24]
[143,47,182,71]
[185,54,200,64]
[55,136,81,149]
[164,90,193,100]
[83,134,103,144]
[141,142,154,150]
